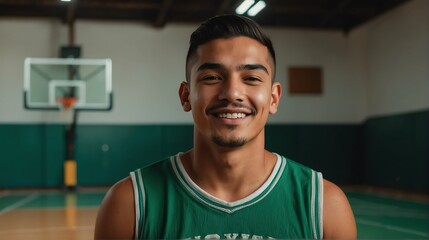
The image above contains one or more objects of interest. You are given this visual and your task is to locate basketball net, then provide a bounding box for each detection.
[57,97,77,124]
[57,97,77,111]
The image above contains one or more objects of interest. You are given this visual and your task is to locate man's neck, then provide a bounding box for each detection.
[180,137,277,202]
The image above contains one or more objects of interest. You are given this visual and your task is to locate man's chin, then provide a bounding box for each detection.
[211,135,247,148]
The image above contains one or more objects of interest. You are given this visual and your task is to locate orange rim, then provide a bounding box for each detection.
[56,97,77,110]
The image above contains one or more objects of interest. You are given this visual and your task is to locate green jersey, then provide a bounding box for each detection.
[130,153,323,239]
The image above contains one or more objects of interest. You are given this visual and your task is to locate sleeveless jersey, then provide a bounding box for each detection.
[130,153,323,239]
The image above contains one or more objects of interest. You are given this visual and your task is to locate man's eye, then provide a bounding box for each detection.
[202,76,221,81]
[245,76,262,82]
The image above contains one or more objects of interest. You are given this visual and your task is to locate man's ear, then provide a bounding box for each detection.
[269,82,282,114]
[179,81,192,112]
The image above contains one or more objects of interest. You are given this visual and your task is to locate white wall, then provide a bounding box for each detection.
[0,0,427,124]
[0,20,67,123]
[364,0,429,117]
[269,28,367,124]
[0,20,195,124]
[0,19,367,124]
[74,21,195,124]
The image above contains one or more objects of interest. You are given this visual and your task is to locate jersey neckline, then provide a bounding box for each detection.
[170,153,286,214]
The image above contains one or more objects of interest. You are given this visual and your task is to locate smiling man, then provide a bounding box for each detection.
[95,15,356,239]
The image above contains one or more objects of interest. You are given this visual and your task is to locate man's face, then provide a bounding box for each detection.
[180,36,281,148]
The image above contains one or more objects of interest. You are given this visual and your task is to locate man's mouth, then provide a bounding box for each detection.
[217,113,247,119]
[207,102,256,119]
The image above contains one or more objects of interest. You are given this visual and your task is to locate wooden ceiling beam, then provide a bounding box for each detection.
[0,0,409,31]
[319,0,352,26]
[216,0,234,15]
[154,0,174,28]
[0,0,159,9]
[77,1,159,10]
[66,1,77,45]
[270,4,376,17]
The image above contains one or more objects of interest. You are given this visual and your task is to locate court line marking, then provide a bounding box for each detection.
[26,205,98,209]
[350,197,429,218]
[0,225,93,234]
[354,210,428,218]
[357,218,429,237]
[349,197,429,208]
[0,193,39,216]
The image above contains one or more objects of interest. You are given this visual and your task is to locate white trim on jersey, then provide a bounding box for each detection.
[130,169,146,240]
[317,172,324,239]
[137,168,146,237]
[310,170,324,239]
[130,171,140,239]
[171,157,233,213]
[311,170,317,239]
[172,153,286,213]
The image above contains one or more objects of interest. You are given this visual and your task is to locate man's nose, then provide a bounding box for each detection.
[218,76,245,102]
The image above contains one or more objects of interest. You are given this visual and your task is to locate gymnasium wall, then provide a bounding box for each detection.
[359,0,429,193]
[0,0,428,193]
[0,20,366,124]
[0,124,361,187]
[365,0,429,116]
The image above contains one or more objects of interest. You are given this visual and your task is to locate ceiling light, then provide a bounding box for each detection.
[61,0,72,2]
[247,1,266,16]
[235,0,255,15]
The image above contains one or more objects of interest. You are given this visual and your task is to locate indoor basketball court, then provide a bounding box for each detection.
[0,0,428,239]
[0,188,428,239]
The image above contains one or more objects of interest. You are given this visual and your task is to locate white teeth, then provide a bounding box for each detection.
[218,113,246,119]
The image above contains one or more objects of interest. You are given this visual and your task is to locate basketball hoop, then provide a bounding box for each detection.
[57,97,77,111]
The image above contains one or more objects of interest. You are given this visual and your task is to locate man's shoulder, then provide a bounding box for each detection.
[277,153,320,174]
[134,154,176,172]
[130,154,179,183]
[273,154,323,190]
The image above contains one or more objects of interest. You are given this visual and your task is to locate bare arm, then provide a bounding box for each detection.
[323,179,357,239]
[94,177,135,240]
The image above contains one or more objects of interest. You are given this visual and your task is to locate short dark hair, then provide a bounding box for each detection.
[185,14,276,81]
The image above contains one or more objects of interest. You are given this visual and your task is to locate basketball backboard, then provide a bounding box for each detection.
[24,58,112,111]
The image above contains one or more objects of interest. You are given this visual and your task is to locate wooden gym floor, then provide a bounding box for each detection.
[0,188,428,239]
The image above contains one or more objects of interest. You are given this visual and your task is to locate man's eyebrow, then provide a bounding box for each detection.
[196,63,269,74]
[238,64,268,74]
[197,63,224,72]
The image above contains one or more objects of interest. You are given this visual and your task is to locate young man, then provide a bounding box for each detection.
[95,15,356,239]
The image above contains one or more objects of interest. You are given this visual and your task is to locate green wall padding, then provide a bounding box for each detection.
[364,110,429,193]
[0,124,45,187]
[266,124,363,185]
[75,125,194,185]
[0,123,360,188]
[0,109,427,194]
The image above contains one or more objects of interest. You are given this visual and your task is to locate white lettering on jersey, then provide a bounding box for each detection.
[224,233,239,239]
[204,234,221,239]
[191,233,273,239]
[251,235,263,239]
